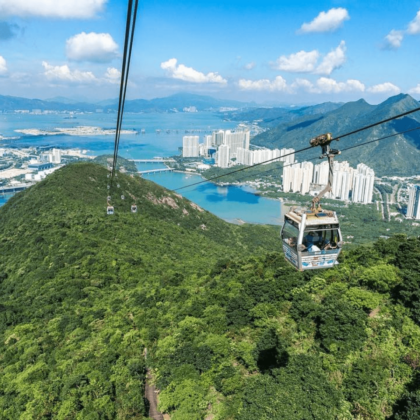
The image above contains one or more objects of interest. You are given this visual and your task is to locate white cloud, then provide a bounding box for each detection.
[367,82,400,94]
[299,8,350,33]
[384,30,404,49]
[303,77,365,94]
[317,78,364,93]
[42,61,97,83]
[408,10,420,34]
[161,58,227,84]
[273,50,319,73]
[104,67,121,84]
[315,41,346,75]
[244,62,256,70]
[0,56,8,75]
[409,84,420,94]
[66,32,118,63]
[0,0,107,18]
[238,76,288,91]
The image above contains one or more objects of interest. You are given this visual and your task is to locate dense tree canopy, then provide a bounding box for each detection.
[0,162,420,419]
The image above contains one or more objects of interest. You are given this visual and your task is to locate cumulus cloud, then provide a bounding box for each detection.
[408,10,420,34]
[315,41,346,75]
[273,50,319,73]
[409,84,420,94]
[0,56,8,75]
[104,67,121,84]
[315,77,365,93]
[66,32,119,62]
[272,41,346,75]
[42,61,97,83]
[161,58,227,84]
[291,77,364,94]
[238,76,288,91]
[0,0,107,18]
[367,82,400,94]
[299,8,350,33]
[384,30,404,49]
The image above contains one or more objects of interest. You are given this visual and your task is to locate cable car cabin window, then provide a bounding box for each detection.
[302,227,340,252]
[282,221,299,250]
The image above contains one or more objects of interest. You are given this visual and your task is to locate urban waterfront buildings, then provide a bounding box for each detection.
[217,145,230,168]
[236,147,295,166]
[282,160,375,203]
[407,185,420,219]
[182,136,200,157]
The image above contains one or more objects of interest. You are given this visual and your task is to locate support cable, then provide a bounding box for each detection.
[111,0,139,180]
[173,124,420,192]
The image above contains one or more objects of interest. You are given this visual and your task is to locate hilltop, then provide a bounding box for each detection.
[252,94,420,176]
[1,163,420,418]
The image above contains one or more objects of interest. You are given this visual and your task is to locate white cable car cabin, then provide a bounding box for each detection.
[281,209,343,270]
[107,205,114,215]
[281,132,343,271]
[131,204,137,213]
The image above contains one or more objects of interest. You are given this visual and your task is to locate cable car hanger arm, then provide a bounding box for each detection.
[309,133,340,213]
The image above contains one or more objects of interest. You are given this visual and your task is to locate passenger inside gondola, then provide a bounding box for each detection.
[303,228,338,251]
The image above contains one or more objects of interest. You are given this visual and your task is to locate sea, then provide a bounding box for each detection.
[0,112,282,225]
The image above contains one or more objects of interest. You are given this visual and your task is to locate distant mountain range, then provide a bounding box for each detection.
[0,93,255,113]
[229,102,344,128]
[252,94,420,177]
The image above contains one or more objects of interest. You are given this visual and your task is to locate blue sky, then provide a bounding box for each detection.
[0,0,420,104]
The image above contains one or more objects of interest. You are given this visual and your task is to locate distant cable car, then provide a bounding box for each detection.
[107,196,111,201]
[117,184,120,188]
[121,195,125,200]
[107,185,110,190]
[281,133,343,270]
[107,205,114,215]
[131,204,137,213]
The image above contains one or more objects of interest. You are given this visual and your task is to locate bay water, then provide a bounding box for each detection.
[0,112,282,225]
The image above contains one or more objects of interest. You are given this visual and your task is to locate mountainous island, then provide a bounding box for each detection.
[1,162,420,419]
[0,93,254,113]
[249,94,420,176]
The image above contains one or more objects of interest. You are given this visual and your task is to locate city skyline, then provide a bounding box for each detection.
[0,1,419,103]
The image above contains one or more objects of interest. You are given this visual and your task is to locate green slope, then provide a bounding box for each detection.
[1,163,420,419]
[253,94,420,176]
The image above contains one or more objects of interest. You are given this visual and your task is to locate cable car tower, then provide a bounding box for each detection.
[281,133,343,270]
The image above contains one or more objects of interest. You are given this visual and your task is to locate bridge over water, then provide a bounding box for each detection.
[130,159,176,163]
[139,168,174,175]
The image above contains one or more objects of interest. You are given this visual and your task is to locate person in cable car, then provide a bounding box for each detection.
[281,132,343,270]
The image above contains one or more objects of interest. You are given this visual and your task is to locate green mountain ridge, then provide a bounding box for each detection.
[253,94,420,176]
[1,163,420,419]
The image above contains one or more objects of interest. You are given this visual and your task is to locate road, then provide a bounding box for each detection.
[144,369,164,420]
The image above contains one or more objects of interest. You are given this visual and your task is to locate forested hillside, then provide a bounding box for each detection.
[1,163,420,419]
[252,94,420,176]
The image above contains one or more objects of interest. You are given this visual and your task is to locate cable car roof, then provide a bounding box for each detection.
[285,208,340,226]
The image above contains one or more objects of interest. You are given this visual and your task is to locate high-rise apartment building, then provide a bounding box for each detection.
[236,147,294,166]
[182,136,199,157]
[224,130,250,156]
[51,148,61,164]
[351,163,374,204]
[282,162,313,194]
[217,144,230,168]
[212,130,225,147]
[407,185,420,219]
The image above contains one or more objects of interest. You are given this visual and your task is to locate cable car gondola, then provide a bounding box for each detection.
[131,204,137,213]
[281,133,343,270]
[107,205,114,215]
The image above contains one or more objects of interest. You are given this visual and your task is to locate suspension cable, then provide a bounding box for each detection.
[111,0,139,180]
[172,107,420,191]
[173,123,420,192]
